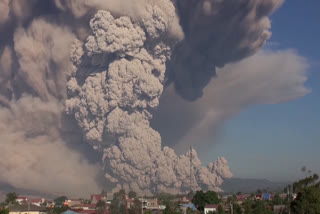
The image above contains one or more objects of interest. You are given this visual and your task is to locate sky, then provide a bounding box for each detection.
[204,0,320,182]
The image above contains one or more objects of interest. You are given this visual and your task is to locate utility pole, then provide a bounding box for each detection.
[190,146,193,192]
[141,197,144,214]
[27,198,30,214]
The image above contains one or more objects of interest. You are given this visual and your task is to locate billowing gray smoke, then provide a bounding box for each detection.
[0,0,302,196]
[65,7,232,194]
[170,0,284,100]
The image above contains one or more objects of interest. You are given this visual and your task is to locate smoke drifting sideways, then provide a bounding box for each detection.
[0,0,294,196]
[169,0,284,100]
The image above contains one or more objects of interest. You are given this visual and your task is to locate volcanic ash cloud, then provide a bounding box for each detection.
[66,8,232,194]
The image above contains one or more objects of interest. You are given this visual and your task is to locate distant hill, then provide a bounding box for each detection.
[221,178,289,193]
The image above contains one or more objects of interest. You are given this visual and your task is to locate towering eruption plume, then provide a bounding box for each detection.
[66,5,232,194]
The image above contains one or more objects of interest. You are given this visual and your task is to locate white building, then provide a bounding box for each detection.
[16,197,27,205]
[204,204,219,214]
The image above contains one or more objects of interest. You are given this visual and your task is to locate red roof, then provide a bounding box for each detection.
[205,204,219,209]
[17,196,27,200]
[70,204,96,209]
[29,198,43,203]
[237,195,250,201]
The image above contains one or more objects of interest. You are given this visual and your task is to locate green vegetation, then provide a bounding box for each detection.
[128,198,142,214]
[128,191,137,199]
[232,203,242,214]
[192,190,221,212]
[186,207,196,214]
[54,196,68,206]
[5,192,18,205]
[96,200,107,214]
[110,190,127,214]
[158,193,181,214]
[217,205,225,214]
[291,173,320,214]
[0,208,9,214]
[2,173,319,214]
[51,206,68,214]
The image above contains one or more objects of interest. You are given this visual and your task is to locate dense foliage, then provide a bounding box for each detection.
[96,200,107,214]
[291,174,320,214]
[110,190,127,214]
[192,190,221,212]
[54,196,68,206]
[5,193,18,205]
[128,198,142,214]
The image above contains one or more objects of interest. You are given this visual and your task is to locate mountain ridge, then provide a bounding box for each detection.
[221,177,290,193]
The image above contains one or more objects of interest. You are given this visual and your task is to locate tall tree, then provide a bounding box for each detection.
[128,198,141,214]
[96,200,107,214]
[227,195,236,204]
[186,207,196,214]
[272,194,283,206]
[0,208,9,214]
[5,192,18,205]
[192,191,221,213]
[232,203,242,214]
[110,190,127,214]
[52,206,68,214]
[291,173,320,214]
[128,191,137,199]
[218,205,225,214]
[54,196,68,207]
[102,189,108,198]
[242,199,254,214]
[158,193,180,213]
[253,200,272,214]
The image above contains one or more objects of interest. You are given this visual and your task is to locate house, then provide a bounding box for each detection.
[8,204,47,214]
[181,203,196,214]
[178,195,192,204]
[236,195,250,204]
[141,198,159,210]
[262,193,271,200]
[69,204,96,211]
[29,199,45,207]
[16,197,28,205]
[45,201,55,209]
[64,199,82,207]
[255,194,262,200]
[280,194,287,199]
[204,204,219,214]
[126,198,135,209]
